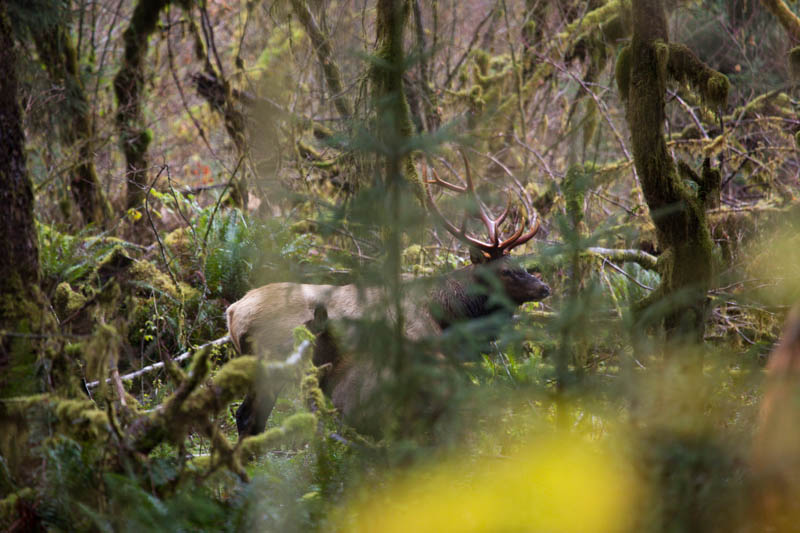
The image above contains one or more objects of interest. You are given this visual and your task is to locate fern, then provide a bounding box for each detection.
[37,224,141,288]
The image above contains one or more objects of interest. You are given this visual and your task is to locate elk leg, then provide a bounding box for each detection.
[236,387,280,437]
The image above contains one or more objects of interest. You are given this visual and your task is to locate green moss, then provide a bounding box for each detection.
[54,282,86,320]
[239,412,316,456]
[128,260,178,298]
[563,164,591,229]
[472,49,490,76]
[667,43,729,110]
[164,227,194,268]
[560,0,632,40]
[83,323,122,390]
[0,279,53,397]
[96,246,134,283]
[705,75,730,110]
[52,398,108,437]
[0,488,34,521]
[204,356,260,398]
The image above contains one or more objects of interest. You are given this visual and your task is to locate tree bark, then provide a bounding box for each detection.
[0,3,49,397]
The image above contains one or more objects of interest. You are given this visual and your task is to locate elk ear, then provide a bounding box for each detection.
[469,247,491,265]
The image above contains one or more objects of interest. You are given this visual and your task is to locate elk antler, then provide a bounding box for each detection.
[423,149,540,259]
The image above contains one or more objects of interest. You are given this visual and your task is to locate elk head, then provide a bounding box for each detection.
[422,149,550,308]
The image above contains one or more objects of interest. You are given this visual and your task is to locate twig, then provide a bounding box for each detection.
[667,89,709,139]
[86,335,231,389]
[602,258,654,291]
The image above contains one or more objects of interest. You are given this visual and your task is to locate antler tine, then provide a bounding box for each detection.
[422,162,495,251]
[459,148,500,245]
[426,164,466,193]
[499,205,541,251]
[424,153,542,259]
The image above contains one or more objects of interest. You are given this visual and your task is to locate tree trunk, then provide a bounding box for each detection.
[33,23,113,227]
[114,0,169,210]
[371,0,423,200]
[626,0,719,342]
[0,3,49,398]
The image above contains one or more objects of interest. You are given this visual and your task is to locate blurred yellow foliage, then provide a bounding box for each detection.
[336,437,636,533]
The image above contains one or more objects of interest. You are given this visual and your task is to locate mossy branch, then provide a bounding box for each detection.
[239,412,317,456]
[558,0,632,42]
[289,0,352,118]
[584,247,658,271]
[129,341,313,454]
[666,44,730,110]
[761,0,800,41]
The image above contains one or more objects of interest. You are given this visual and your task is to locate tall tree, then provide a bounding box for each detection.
[0,0,49,397]
[622,0,728,342]
[114,0,170,210]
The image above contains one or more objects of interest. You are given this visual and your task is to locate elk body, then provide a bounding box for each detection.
[227,153,550,436]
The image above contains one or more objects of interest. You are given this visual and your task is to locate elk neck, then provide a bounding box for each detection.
[427,265,508,330]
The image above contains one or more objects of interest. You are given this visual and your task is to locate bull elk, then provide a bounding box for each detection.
[226,151,550,436]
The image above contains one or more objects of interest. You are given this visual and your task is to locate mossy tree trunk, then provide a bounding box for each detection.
[624,0,726,342]
[370,0,420,437]
[0,6,50,398]
[371,0,423,200]
[114,0,169,210]
[33,23,113,227]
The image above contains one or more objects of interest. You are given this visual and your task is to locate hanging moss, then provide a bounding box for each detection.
[473,49,490,76]
[52,398,108,437]
[790,46,800,80]
[667,43,730,110]
[601,13,631,43]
